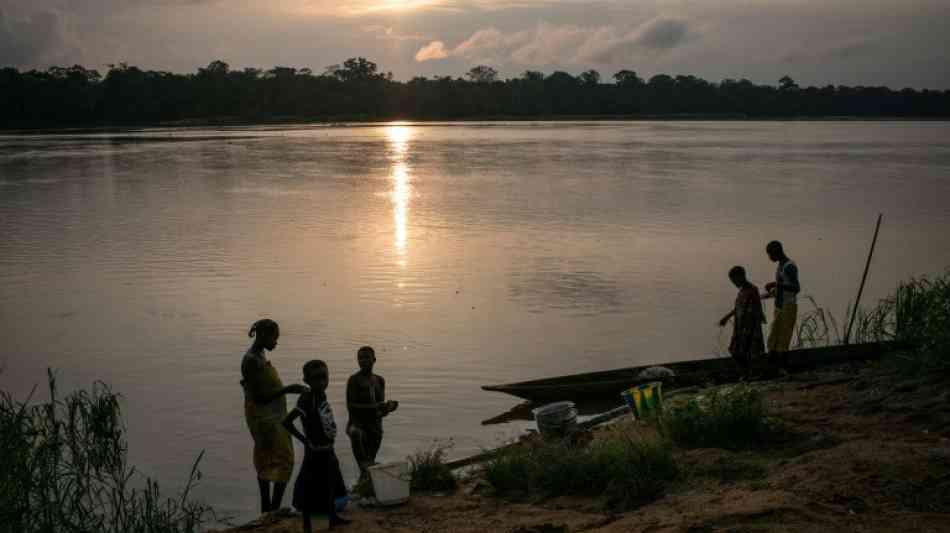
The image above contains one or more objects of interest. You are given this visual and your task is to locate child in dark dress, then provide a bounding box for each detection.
[282,360,351,531]
[719,266,767,374]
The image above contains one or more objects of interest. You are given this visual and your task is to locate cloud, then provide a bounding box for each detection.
[509,24,587,65]
[451,27,529,64]
[2,0,948,88]
[781,39,881,65]
[415,17,692,66]
[363,25,429,41]
[574,17,690,64]
[336,0,600,16]
[415,40,449,61]
[635,18,687,50]
[0,7,77,67]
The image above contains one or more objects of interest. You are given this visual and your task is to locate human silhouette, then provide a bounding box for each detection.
[241,319,307,514]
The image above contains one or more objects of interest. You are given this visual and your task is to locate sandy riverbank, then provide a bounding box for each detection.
[217,356,950,533]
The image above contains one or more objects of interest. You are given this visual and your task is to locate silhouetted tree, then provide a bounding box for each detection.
[613,70,644,88]
[521,70,544,82]
[580,69,601,86]
[1,58,948,128]
[466,65,498,83]
[546,71,576,86]
[199,60,230,77]
[334,57,382,82]
[779,75,799,91]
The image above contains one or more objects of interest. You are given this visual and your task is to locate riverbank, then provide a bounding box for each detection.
[6,114,950,133]
[217,354,950,532]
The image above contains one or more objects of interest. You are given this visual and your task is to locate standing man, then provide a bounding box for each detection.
[346,346,398,482]
[764,241,801,366]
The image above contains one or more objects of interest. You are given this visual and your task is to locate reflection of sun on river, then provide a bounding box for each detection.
[386,124,412,268]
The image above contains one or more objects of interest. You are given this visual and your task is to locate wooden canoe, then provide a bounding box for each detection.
[481,342,902,403]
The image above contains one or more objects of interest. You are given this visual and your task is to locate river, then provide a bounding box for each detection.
[1,120,949,523]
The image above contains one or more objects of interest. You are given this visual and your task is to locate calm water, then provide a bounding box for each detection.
[2,121,949,522]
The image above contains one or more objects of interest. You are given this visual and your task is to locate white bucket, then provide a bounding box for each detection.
[532,401,578,437]
[368,461,410,506]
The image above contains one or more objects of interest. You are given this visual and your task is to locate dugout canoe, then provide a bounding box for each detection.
[481,341,902,403]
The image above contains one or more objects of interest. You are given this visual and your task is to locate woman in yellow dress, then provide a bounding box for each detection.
[241,319,307,514]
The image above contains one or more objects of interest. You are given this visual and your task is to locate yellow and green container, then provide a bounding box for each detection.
[621,382,664,419]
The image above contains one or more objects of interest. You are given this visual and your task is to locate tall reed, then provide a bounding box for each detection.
[793,295,845,348]
[0,370,216,533]
[792,271,949,368]
[892,274,950,368]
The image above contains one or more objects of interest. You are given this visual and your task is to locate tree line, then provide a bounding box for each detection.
[2,57,948,128]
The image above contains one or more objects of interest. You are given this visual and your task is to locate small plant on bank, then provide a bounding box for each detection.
[0,370,216,533]
[794,296,845,348]
[660,384,775,450]
[483,430,678,510]
[408,440,457,493]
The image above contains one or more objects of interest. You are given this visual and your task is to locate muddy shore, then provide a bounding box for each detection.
[218,356,950,533]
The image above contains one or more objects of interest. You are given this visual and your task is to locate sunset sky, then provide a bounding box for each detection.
[1,0,948,88]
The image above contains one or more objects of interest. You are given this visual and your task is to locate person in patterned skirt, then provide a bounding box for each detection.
[720,266,767,373]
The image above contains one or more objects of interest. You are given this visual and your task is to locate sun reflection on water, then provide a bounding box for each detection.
[386,124,412,265]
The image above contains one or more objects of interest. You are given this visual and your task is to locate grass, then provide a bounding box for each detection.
[794,271,950,356]
[793,295,894,348]
[660,384,778,450]
[351,441,459,498]
[408,440,457,493]
[891,274,950,370]
[0,370,216,533]
[483,428,678,510]
[794,295,846,348]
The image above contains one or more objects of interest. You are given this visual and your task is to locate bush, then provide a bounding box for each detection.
[483,431,678,510]
[660,384,774,450]
[408,440,457,493]
[0,371,215,533]
[892,274,950,369]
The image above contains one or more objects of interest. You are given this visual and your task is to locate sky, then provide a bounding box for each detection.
[1,0,948,89]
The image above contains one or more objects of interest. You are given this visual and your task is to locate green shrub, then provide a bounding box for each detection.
[660,384,773,450]
[0,371,215,533]
[893,274,950,368]
[408,440,457,493]
[483,432,678,510]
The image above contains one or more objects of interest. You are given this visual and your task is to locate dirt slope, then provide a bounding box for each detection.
[218,360,950,533]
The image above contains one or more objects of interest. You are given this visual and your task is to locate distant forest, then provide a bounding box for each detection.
[2,57,949,128]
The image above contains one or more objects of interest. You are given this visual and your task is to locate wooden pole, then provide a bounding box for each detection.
[844,213,883,345]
